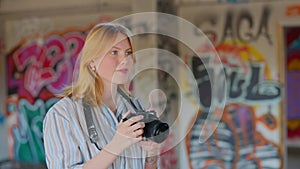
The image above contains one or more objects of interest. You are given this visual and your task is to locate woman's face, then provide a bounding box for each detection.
[94,33,134,85]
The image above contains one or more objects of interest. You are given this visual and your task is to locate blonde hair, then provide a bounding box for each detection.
[61,22,134,106]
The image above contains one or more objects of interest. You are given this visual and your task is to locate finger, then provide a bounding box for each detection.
[129,131,142,139]
[129,122,145,131]
[133,128,144,137]
[123,115,144,126]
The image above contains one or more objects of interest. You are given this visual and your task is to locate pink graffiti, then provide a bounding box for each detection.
[24,64,56,97]
[5,15,112,162]
[7,31,86,102]
[13,43,46,71]
[64,32,85,83]
[45,36,66,67]
[65,32,85,66]
[47,59,72,94]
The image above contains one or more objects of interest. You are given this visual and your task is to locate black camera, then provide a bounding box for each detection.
[117,86,170,143]
[122,110,169,143]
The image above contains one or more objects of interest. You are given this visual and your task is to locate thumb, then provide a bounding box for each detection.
[120,110,131,123]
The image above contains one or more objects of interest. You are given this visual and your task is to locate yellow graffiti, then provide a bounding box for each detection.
[288,59,300,71]
[287,119,300,130]
[216,40,271,80]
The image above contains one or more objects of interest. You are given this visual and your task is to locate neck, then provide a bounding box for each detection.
[102,81,118,114]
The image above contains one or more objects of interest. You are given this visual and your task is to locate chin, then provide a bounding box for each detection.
[113,79,130,85]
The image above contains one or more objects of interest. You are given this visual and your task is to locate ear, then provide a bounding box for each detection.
[89,60,94,67]
[89,60,96,72]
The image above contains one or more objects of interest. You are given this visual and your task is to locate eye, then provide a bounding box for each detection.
[125,51,132,56]
[111,50,118,55]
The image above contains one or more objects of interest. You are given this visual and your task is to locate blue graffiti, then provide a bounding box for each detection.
[11,98,58,162]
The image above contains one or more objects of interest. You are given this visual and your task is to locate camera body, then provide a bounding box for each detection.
[122,110,169,143]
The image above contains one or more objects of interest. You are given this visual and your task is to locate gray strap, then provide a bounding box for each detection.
[82,100,99,145]
[117,86,144,112]
[83,87,143,150]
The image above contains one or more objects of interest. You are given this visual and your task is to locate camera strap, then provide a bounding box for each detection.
[83,87,139,150]
[117,86,144,113]
[82,99,102,151]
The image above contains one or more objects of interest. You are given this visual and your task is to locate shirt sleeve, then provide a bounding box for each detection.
[43,107,84,169]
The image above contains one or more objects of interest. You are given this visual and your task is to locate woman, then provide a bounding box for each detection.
[43,23,160,169]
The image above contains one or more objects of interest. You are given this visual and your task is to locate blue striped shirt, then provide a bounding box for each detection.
[43,96,147,169]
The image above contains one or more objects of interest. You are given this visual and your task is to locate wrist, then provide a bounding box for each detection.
[105,138,124,155]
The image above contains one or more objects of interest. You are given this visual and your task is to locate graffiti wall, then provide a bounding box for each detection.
[6,27,87,162]
[285,27,300,143]
[4,12,178,167]
[5,15,114,162]
[177,2,298,169]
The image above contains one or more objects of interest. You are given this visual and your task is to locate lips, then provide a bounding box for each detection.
[116,68,128,74]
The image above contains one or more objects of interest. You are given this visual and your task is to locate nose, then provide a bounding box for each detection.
[120,55,132,65]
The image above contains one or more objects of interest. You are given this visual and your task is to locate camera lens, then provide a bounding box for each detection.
[154,123,169,136]
[149,122,169,143]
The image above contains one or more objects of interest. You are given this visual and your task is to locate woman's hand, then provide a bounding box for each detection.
[140,140,161,169]
[109,110,145,155]
[139,140,161,157]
